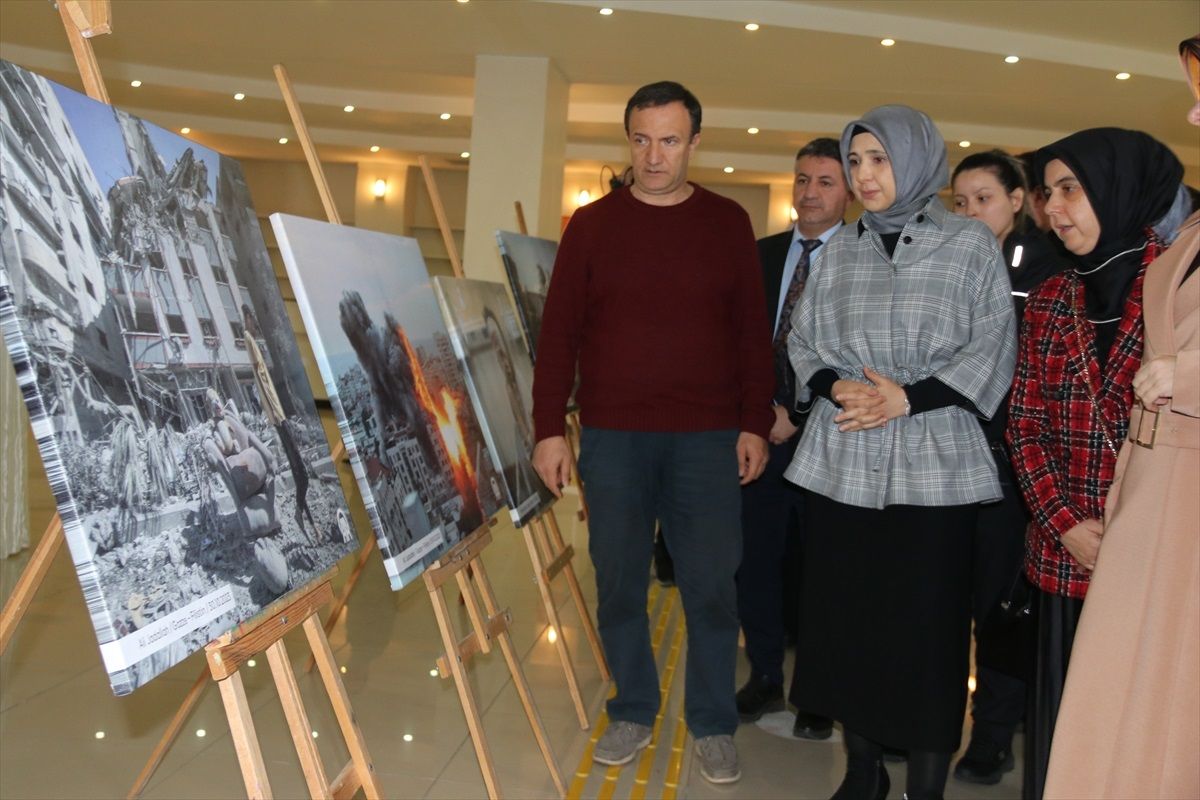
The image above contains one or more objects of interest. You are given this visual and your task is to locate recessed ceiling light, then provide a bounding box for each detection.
[440,113,452,120]
[1004,55,1020,64]
[369,145,380,153]
[180,127,191,135]
[744,22,760,31]
[747,127,759,135]
[599,7,613,15]
[233,92,245,101]
[343,105,355,113]
[723,166,735,174]
[94,731,106,740]
[129,80,142,88]
[278,137,289,144]
[195,729,207,738]
[403,734,414,742]
[429,668,439,676]
[460,151,470,159]
[1115,72,1131,80]
[339,665,348,674]
[880,38,896,47]
[247,659,256,667]
[456,0,469,3]
[311,730,319,739]
[958,140,971,148]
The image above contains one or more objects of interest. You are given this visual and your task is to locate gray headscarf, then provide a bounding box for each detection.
[840,104,948,234]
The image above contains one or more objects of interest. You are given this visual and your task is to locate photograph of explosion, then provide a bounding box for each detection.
[495,230,558,361]
[434,277,555,527]
[0,61,357,696]
[270,214,502,590]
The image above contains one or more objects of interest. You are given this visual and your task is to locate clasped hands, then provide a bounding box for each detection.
[832,367,909,433]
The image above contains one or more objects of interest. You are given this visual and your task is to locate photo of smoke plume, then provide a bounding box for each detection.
[433,278,555,527]
[270,214,502,590]
[0,61,357,695]
[495,231,558,361]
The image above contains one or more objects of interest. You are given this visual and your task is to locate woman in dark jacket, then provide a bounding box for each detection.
[1006,128,1181,799]
[948,150,1068,785]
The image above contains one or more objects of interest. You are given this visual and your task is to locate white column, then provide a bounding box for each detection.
[461,55,568,282]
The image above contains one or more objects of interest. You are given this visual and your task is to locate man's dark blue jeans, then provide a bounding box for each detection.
[577,426,742,737]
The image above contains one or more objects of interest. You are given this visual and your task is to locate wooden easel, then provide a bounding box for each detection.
[205,579,382,800]
[272,70,564,797]
[520,509,609,728]
[0,8,382,800]
[425,522,566,798]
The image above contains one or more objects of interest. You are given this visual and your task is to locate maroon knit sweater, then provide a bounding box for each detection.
[532,184,775,441]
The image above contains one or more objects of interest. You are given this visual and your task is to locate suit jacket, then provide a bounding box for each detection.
[758,230,799,432]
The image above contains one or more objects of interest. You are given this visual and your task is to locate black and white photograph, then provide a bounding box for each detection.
[0,61,357,696]
[270,213,503,590]
[433,277,555,527]
[494,230,558,361]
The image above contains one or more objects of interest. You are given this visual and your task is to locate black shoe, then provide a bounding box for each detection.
[735,675,785,722]
[792,710,833,740]
[952,738,1014,785]
[831,761,889,800]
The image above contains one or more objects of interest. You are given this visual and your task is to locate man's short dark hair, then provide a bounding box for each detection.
[795,138,841,163]
[624,81,701,138]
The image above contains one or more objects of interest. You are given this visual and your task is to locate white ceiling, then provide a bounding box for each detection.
[0,0,1197,186]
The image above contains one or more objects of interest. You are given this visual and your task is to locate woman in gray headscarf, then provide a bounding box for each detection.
[785,105,1017,799]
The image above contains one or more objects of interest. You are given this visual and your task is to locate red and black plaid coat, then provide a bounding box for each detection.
[1006,238,1161,598]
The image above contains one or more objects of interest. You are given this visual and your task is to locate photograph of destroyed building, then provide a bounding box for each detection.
[271,214,502,590]
[434,277,554,527]
[495,230,558,361]
[0,61,356,695]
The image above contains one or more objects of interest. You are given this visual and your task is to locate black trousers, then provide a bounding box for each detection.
[969,450,1030,747]
[1024,590,1083,800]
[735,435,803,686]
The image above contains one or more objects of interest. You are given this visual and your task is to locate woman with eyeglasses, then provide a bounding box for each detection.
[1006,125,1181,797]
[1041,37,1199,800]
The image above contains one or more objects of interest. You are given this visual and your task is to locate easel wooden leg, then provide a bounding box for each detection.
[0,516,64,655]
[426,574,502,799]
[303,615,382,800]
[265,639,329,798]
[470,557,568,796]
[541,509,609,681]
[523,518,587,728]
[216,671,274,800]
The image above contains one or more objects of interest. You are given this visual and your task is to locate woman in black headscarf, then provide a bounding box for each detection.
[1006,128,1182,799]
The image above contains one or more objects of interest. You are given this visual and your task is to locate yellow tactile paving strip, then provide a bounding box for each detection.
[567,582,691,800]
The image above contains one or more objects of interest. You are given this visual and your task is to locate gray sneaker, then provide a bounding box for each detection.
[593,721,653,766]
[695,734,741,784]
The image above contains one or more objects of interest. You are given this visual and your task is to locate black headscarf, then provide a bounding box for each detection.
[1035,128,1182,319]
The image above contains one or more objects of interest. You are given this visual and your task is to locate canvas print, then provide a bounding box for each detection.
[433,277,555,527]
[270,214,502,589]
[0,61,357,695]
[495,230,557,361]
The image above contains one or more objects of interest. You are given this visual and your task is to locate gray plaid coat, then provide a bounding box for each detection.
[784,198,1017,509]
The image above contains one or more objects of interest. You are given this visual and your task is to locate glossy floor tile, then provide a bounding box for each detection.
[2,422,1024,799]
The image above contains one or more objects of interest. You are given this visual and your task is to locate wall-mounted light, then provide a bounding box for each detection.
[373,179,388,199]
[576,189,592,207]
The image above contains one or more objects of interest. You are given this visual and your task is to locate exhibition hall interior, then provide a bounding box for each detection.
[0,1,1196,798]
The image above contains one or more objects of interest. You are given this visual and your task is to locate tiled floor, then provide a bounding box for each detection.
[1,419,1025,799]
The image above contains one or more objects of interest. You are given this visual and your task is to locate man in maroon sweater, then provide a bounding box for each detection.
[531,81,774,784]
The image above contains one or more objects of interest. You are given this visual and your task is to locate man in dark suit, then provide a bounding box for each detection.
[735,138,852,740]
